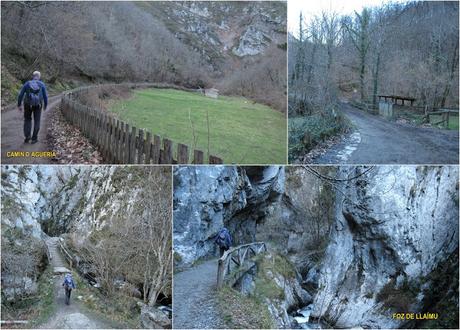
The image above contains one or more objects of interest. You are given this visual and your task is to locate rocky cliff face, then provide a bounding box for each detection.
[1,165,171,303]
[146,1,286,64]
[173,166,284,267]
[1,166,49,301]
[173,165,459,329]
[311,166,459,328]
[1,166,143,239]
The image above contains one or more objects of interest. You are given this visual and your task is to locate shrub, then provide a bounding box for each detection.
[217,286,275,329]
[376,278,418,312]
[289,111,350,161]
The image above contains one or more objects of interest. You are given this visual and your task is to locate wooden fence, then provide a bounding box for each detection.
[60,85,223,164]
[43,239,52,263]
[426,109,459,128]
[58,239,75,268]
[217,242,267,289]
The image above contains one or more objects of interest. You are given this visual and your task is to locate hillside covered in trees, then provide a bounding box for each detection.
[289,0,459,162]
[290,1,458,113]
[1,1,287,111]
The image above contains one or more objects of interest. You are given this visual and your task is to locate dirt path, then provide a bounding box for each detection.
[314,103,459,164]
[40,237,114,329]
[173,259,225,329]
[1,95,62,164]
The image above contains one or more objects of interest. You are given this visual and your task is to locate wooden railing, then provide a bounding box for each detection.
[426,109,459,128]
[60,84,223,164]
[43,239,52,263]
[58,239,74,268]
[216,242,267,289]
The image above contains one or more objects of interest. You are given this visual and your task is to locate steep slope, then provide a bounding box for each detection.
[1,1,286,110]
[311,166,459,328]
[173,165,459,328]
[173,166,284,268]
[1,165,172,328]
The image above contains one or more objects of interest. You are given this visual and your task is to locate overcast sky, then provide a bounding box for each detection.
[288,0,409,35]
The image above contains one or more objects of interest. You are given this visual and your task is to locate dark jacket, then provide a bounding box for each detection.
[63,275,76,289]
[18,79,48,108]
[215,228,232,249]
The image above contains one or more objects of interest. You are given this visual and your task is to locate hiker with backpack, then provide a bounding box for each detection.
[17,71,48,144]
[62,273,76,305]
[215,227,232,257]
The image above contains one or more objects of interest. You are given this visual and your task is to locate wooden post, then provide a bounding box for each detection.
[107,117,113,162]
[151,135,161,164]
[177,144,189,164]
[101,114,106,158]
[217,258,225,289]
[193,150,204,164]
[144,132,152,164]
[137,129,144,164]
[162,139,173,164]
[209,155,223,164]
[130,126,137,164]
[114,120,120,163]
[122,123,128,164]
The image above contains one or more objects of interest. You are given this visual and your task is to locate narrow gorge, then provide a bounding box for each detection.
[173,165,459,329]
[1,165,172,328]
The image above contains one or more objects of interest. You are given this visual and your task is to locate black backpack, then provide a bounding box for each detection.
[27,80,41,107]
[216,229,230,248]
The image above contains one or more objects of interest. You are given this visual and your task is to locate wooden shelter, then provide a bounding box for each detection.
[378,95,416,106]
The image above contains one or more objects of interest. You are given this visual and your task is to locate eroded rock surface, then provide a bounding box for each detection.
[173,166,284,267]
[311,166,459,328]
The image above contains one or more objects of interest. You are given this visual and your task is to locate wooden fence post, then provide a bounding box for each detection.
[144,132,152,164]
[124,124,130,164]
[137,129,144,164]
[209,155,223,164]
[130,126,137,164]
[193,150,204,164]
[162,138,173,164]
[177,144,189,164]
[217,258,225,289]
[151,135,161,164]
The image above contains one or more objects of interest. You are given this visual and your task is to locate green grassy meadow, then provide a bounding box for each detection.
[394,109,459,130]
[109,88,286,164]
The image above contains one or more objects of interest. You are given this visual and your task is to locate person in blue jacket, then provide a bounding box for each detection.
[215,227,233,257]
[62,273,76,305]
[17,71,48,144]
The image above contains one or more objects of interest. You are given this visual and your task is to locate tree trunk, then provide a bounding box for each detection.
[372,51,381,110]
[441,39,458,108]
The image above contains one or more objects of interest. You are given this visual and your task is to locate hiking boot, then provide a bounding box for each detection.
[31,139,38,144]
[24,138,30,143]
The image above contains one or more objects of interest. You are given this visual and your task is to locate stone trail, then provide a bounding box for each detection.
[40,237,116,329]
[173,259,225,329]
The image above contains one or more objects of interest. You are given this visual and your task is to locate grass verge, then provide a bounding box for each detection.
[71,270,140,328]
[217,286,276,329]
[109,88,286,164]
[394,109,459,130]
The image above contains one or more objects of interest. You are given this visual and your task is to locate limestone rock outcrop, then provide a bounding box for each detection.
[311,166,459,328]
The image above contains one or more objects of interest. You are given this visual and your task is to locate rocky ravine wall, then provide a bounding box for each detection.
[1,165,166,301]
[311,166,459,328]
[173,166,284,267]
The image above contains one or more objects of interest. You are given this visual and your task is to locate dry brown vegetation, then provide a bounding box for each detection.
[289,1,459,115]
[1,1,286,111]
[69,167,172,307]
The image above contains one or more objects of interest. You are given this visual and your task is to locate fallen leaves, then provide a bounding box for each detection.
[47,105,103,164]
[294,132,349,164]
